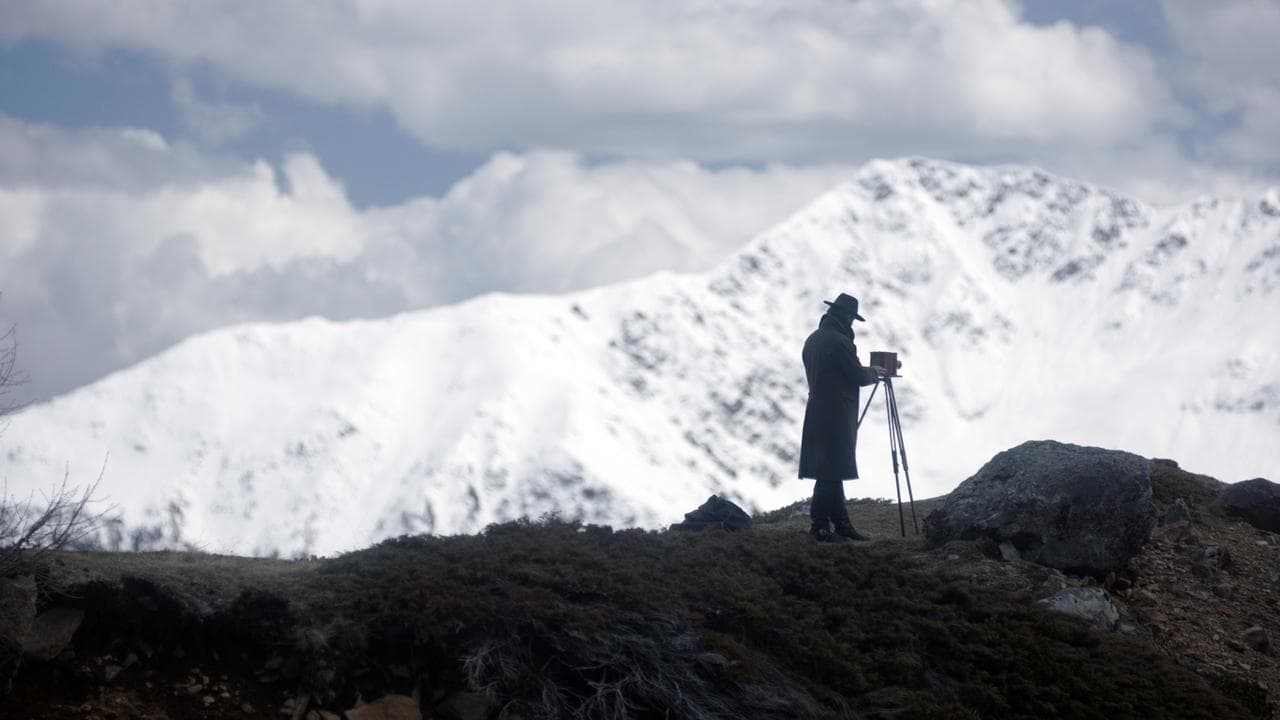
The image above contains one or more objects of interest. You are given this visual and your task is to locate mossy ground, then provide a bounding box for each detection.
[6,487,1255,720]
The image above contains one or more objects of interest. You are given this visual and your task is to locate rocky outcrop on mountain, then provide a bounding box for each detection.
[1220,478,1280,534]
[923,440,1155,575]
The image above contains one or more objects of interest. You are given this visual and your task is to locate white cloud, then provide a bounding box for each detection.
[170,76,263,145]
[0,116,852,403]
[0,0,1183,162]
[1161,0,1280,163]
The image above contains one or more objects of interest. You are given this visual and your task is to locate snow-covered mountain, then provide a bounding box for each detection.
[4,158,1278,556]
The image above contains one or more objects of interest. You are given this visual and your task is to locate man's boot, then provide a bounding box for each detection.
[833,520,872,542]
[810,523,849,543]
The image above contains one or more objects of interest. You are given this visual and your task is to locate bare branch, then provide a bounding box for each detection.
[0,458,111,577]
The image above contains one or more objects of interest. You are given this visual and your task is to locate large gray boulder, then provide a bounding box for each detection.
[924,440,1155,575]
[0,575,37,698]
[1219,478,1280,534]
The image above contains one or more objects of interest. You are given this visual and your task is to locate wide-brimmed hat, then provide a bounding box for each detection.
[824,293,866,321]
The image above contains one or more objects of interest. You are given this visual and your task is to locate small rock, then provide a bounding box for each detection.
[123,653,139,668]
[202,695,216,706]
[103,664,124,682]
[1212,583,1235,599]
[1187,589,1213,601]
[670,495,752,532]
[23,607,85,662]
[434,692,494,720]
[998,541,1020,561]
[1039,587,1120,632]
[1132,589,1160,607]
[1244,626,1271,654]
[1167,523,1201,545]
[1190,545,1232,568]
[1190,562,1216,580]
[348,694,422,720]
[241,703,256,714]
[1161,498,1191,525]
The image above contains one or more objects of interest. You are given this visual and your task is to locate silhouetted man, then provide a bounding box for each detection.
[798,293,886,542]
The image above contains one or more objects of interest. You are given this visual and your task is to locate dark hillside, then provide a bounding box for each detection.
[2,479,1262,720]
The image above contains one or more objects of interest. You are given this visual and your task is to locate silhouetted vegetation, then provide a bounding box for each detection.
[31,504,1251,719]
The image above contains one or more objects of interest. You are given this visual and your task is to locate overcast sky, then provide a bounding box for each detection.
[2,0,1278,404]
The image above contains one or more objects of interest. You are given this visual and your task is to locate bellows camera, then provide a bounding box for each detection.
[869,351,901,377]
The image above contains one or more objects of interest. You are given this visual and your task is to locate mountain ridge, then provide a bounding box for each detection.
[3,157,1278,556]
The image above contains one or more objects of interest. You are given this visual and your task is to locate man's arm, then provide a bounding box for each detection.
[837,340,882,387]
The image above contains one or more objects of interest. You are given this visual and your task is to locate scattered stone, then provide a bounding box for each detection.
[434,692,494,720]
[1212,583,1235,600]
[1190,545,1232,569]
[103,664,124,682]
[1161,498,1191,525]
[1244,626,1271,654]
[1039,587,1120,632]
[669,495,752,532]
[202,695,216,706]
[1187,589,1213,601]
[241,703,255,714]
[997,541,1020,562]
[288,693,312,720]
[1132,590,1160,607]
[23,607,84,662]
[924,441,1155,575]
[1219,478,1280,533]
[1117,621,1153,640]
[1190,562,1217,580]
[0,575,37,698]
[1164,522,1201,545]
[348,694,422,720]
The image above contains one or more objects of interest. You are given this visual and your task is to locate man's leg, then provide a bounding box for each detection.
[809,479,832,536]
[830,482,871,540]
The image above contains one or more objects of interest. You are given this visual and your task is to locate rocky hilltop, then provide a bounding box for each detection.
[2,442,1279,719]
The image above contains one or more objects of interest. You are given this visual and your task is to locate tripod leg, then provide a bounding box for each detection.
[857,380,880,429]
[886,380,905,538]
[886,381,919,535]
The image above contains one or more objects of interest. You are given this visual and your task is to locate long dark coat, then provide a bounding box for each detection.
[798,313,878,481]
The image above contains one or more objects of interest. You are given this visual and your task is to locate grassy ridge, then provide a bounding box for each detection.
[310,519,1248,719]
[36,494,1251,720]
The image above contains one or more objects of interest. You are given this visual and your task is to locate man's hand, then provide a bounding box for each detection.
[870,365,888,378]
